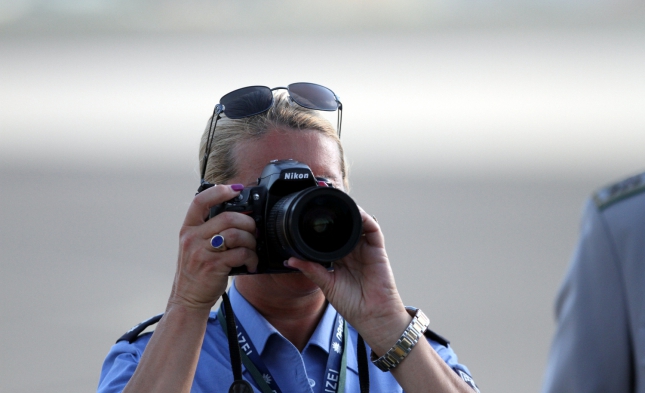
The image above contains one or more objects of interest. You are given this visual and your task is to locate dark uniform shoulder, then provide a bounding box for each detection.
[116,313,164,344]
[593,171,645,211]
[424,328,450,347]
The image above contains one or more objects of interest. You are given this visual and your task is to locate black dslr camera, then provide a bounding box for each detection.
[208,160,363,275]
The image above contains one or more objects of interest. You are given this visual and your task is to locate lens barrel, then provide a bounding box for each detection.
[267,187,362,263]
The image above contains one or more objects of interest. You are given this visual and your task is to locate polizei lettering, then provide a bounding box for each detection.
[283,172,309,180]
[237,330,253,355]
[324,369,339,392]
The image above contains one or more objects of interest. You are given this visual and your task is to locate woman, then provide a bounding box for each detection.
[98,83,477,392]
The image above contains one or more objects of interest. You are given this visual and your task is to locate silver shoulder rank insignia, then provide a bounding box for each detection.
[594,172,645,211]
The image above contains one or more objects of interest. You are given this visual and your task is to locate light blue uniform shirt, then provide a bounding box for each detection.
[99,281,472,392]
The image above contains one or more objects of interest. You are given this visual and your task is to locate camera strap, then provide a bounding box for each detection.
[217,297,349,393]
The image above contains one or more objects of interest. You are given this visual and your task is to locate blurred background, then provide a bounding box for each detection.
[1,1,644,392]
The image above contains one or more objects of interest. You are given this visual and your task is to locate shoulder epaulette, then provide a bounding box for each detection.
[594,172,645,211]
[424,328,450,347]
[116,313,164,344]
[115,312,451,346]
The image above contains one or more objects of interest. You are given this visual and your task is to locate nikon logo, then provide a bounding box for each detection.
[284,172,309,180]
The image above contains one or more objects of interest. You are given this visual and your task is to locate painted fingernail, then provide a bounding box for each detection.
[231,184,244,191]
[283,260,298,270]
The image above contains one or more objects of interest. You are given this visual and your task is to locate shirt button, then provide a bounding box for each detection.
[308,378,316,387]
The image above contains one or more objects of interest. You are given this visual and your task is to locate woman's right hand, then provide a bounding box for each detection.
[169,184,258,311]
[120,184,257,393]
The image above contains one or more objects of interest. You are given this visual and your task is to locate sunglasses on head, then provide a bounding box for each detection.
[198,82,343,192]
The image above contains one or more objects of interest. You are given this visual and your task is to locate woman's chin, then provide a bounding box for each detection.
[237,271,321,298]
[271,272,321,295]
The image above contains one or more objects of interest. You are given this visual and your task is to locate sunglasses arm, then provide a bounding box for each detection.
[199,104,224,187]
[337,103,343,139]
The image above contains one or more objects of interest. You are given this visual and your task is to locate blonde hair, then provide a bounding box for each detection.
[199,93,348,189]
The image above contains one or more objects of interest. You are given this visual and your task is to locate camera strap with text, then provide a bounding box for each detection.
[217,296,347,393]
[218,296,350,393]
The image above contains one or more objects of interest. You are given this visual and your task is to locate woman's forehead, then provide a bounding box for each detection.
[231,129,343,187]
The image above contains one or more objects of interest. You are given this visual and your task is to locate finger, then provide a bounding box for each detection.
[357,206,385,248]
[210,228,257,251]
[286,257,333,290]
[191,246,259,276]
[184,184,243,227]
[213,247,259,274]
[201,211,256,238]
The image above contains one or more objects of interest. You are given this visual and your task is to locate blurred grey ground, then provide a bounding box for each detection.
[1,1,645,392]
[0,165,608,392]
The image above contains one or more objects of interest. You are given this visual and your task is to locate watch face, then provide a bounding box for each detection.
[405,306,419,315]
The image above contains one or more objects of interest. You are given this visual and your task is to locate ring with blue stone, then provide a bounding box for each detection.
[210,234,227,251]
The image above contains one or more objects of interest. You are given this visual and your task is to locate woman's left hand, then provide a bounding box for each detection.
[286,207,412,355]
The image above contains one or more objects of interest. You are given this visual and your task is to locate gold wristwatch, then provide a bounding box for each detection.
[371,307,430,372]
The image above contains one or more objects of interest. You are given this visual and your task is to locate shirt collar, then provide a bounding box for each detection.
[227,279,280,355]
[225,279,358,373]
[304,300,337,352]
[305,302,359,374]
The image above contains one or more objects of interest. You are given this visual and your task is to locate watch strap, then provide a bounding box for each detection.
[370,307,430,372]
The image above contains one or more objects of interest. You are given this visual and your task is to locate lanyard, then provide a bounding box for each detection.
[217,303,348,393]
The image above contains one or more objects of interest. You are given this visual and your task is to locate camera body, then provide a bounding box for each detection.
[208,160,363,275]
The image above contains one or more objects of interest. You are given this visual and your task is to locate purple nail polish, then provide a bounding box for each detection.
[231,184,244,191]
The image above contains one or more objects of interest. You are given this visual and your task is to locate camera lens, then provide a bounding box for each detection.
[299,198,351,253]
[268,187,362,262]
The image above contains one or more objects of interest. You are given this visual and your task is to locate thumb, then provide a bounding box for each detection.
[286,257,333,290]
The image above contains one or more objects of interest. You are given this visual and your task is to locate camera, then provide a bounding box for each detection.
[207,160,363,275]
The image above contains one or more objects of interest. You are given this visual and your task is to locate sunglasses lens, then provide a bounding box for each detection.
[220,86,273,119]
[288,83,338,111]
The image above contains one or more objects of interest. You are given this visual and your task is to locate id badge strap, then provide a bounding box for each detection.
[338,320,348,392]
[218,303,348,393]
[323,313,348,393]
[217,307,277,393]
